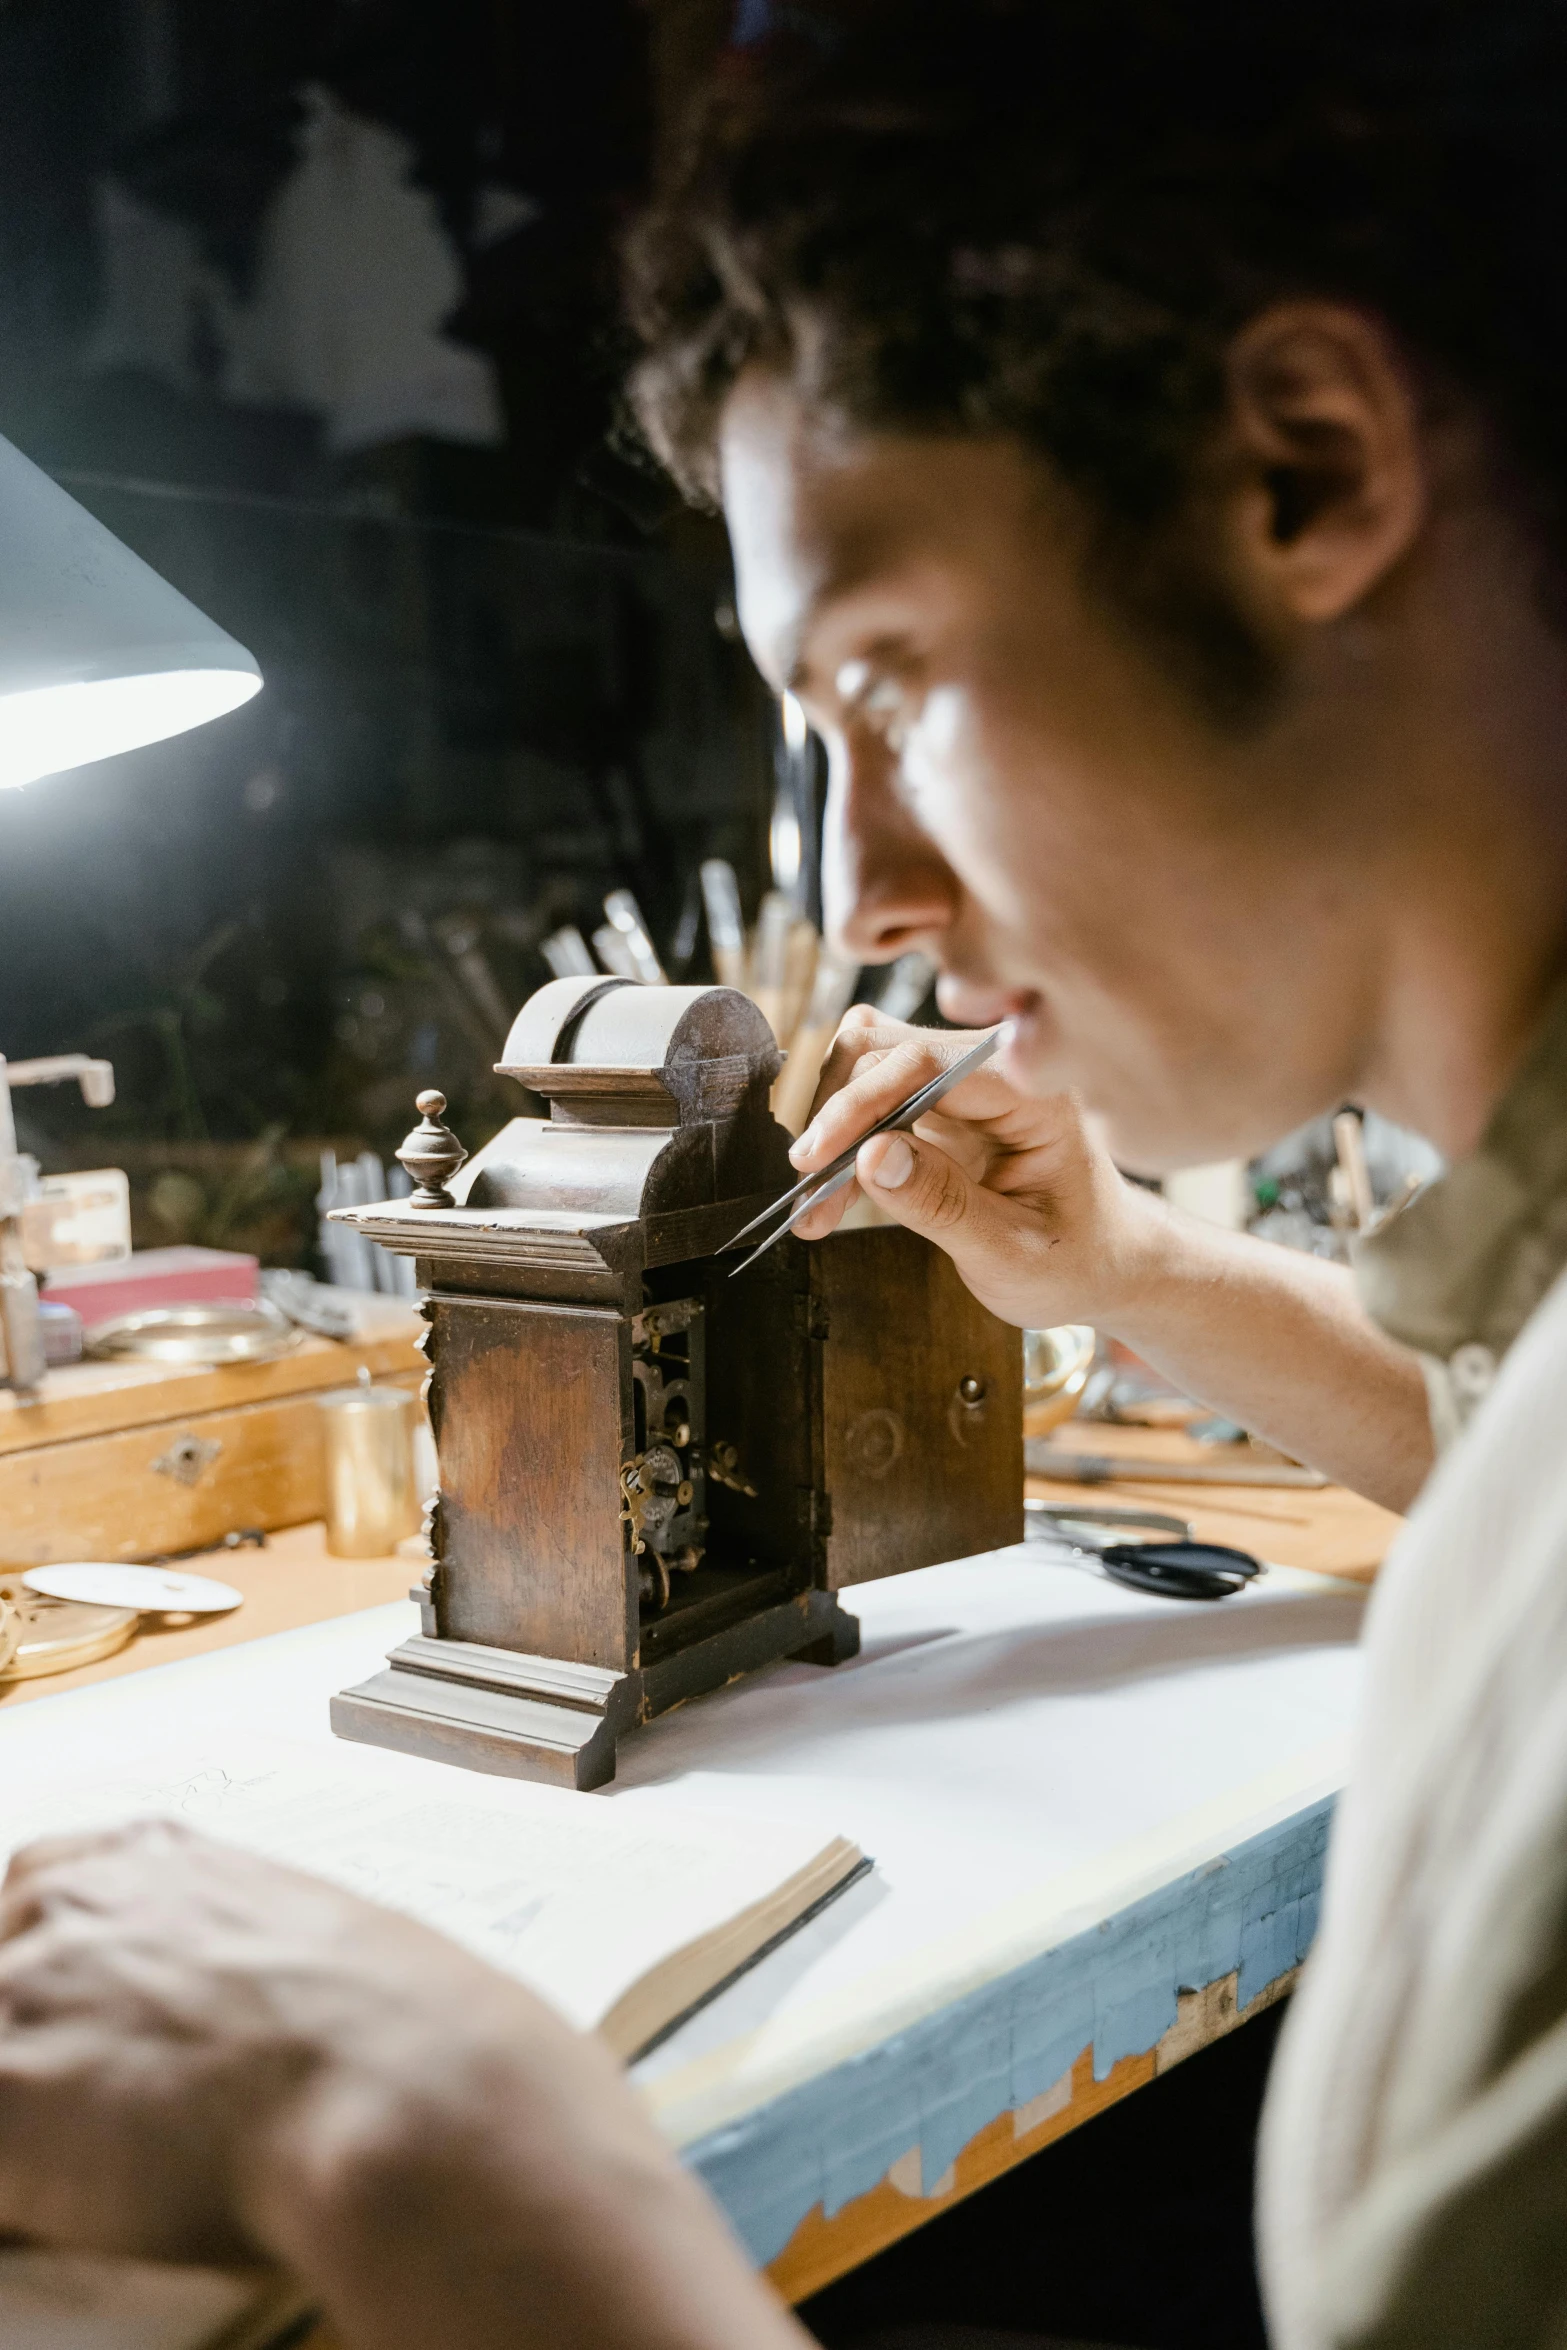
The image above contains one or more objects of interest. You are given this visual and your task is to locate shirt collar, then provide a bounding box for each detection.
[1354,976,1567,1366]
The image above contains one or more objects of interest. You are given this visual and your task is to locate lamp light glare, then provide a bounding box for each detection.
[0,668,262,791]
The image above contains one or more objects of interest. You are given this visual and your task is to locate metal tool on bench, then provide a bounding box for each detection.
[1025,1435,1327,1489]
[85,1298,300,1367]
[0,1052,115,1393]
[727,1027,1003,1276]
[23,1562,244,1615]
[1026,1500,1264,1601]
[0,1572,138,1678]
[0,1560,244,1686]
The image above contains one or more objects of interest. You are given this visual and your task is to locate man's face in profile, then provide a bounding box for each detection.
[720,367,1408,1174]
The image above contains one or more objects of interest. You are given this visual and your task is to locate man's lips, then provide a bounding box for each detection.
[996,1008,1045,1093]
[934,972,1039,1030]
[932,978,1050,1092]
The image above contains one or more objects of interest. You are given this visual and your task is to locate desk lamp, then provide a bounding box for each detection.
[0,431,263,1390]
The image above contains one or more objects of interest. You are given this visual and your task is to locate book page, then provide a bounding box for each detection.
[0,1734,858,2040]
[0,2250,297,2350]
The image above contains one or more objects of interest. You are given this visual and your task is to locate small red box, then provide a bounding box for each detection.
[42,1246,260,1330]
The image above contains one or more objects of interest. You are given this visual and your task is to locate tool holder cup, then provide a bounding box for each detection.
[329,978,1021,1788]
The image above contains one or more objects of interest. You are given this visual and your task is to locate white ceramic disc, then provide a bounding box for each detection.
[22,1564,245,1615]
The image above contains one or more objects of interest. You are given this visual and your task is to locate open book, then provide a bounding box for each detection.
[0,2254,304,2350]
[0,1735,867,2347]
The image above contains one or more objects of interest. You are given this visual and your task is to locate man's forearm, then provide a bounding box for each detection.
[1107,1202,1433,1513]
[248,2028,810,2350]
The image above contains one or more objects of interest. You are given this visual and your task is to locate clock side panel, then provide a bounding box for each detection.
[816,1226,1023,1587]
[426,1293,636,1669]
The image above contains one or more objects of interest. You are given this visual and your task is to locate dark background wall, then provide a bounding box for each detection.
[0,0,766,1255]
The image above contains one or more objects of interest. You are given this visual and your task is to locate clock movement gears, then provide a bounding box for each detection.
[624,1297,707,1610]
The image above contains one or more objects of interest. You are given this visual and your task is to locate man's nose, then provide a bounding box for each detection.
[823,731,961,965]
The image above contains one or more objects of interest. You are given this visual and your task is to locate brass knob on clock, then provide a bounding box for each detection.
[397,1090,468,1208]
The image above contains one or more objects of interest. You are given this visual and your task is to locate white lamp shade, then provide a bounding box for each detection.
[0,433,262,789]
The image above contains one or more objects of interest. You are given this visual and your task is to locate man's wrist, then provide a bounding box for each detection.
[1081,1177,1188,1338]
[1101,1192,1267,1362]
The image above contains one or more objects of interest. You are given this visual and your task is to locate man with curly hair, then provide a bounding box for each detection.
[5,4,1567,2344]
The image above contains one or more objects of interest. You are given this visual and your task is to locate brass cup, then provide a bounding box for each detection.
[318,1384,422,1559]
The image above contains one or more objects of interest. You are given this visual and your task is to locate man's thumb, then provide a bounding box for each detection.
[857,1131,990,1254]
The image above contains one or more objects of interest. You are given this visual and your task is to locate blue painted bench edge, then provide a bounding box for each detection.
[688,1793,1336,2266]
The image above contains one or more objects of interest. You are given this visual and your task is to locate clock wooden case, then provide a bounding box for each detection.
[329,977,1021,1789]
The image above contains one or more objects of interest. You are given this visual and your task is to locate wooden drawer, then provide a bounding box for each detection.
[0,1296,426,1565]
[0,1374,423,1564]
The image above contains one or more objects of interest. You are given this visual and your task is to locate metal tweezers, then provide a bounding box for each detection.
[727,1028,1003,1276]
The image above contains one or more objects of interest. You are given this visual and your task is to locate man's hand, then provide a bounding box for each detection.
[0,1822,807,2350]
[789,1007,1162,1331]
[0,1817,531,2265]
[788,1008,1433,1511]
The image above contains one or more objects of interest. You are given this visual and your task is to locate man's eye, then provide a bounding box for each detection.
[835,661,917,751]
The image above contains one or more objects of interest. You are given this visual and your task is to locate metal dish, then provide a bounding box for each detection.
[0,1576,138,1679]
[1022,1322,1097,1433]
[84,1299,302,1367]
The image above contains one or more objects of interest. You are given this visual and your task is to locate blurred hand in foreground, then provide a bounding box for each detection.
[0,1821,807,2350]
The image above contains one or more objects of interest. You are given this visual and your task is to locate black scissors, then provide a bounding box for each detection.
[1025,1501,1264,1601]
[727,1028,1003,1276]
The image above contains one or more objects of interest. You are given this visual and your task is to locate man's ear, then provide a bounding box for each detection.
[1221,304,1427,624]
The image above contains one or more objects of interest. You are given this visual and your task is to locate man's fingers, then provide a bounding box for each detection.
[797,1004,999,1154]
[797,1037,920,1163]
[0,1836,125,1947]
[5,1831,133,1891]
[800,1003,907,1121]
[856,1130,1053,1298]
[789,1031,960,1229]
[858,1132,968,1229]
[5,1819,195,1891]
[789,1177,861,1240]
[793,1030,997,1172]
[1,1822,205,1948]
[911,1106,994,1183]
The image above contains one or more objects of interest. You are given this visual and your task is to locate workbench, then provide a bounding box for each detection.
[0,1296,424,1565]
[0,1501,1375,2324]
